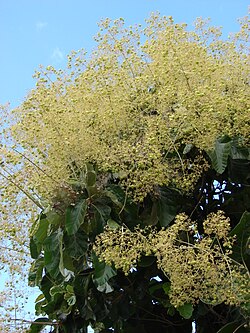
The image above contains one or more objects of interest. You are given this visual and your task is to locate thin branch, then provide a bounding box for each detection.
[2,318,59,326]
[0,245,29,255]
[12,148,60,185]
[0,169,43,210]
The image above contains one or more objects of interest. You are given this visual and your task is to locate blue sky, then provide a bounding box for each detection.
[0,0,249,108]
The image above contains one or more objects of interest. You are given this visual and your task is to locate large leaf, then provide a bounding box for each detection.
[44,228,64,278]
[28,257,44,287]
[34,216,50,243]
[65,199,87,235]
[92,252,116,292]
[105,187,124,209]
[228,158,250,184]
[30,215,50,259]
[208,136,232,174]
[157,187,181,227]
[230,145,250,160]
[89,201,112,237]
[230,211,250,262]
[64,231,88,259]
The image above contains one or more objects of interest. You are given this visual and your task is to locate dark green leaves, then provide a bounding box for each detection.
[64,231,88,259]
[230,211,250,262]
[157,187,181,227]
[28,257,44,287]
[44,228,64,278]
[208,136,250,179]
[92,253,116,293]
[30,215,49,259]
[65,199,87,235]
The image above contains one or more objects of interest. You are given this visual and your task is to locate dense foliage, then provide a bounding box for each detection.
[0,13,250,332]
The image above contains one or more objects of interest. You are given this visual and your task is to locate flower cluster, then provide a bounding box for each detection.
[94,225,153,274]
[94,211,249,308]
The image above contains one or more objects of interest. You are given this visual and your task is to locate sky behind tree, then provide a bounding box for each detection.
[0,0,249,108]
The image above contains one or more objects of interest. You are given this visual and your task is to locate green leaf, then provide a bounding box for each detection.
[107,219,120,229]
[177,303,193,319]
[230,211,250,262]
[208,136,232,174]
[229,159,250,184]
[28,317,50,333]
[28,257,44,287]
[46,210,62,225]
[65,199,87,235]
[157,187,181,227]
[34,217,49,243]
[105,187,123,208]
[30,237,40,259]
[162,282,171,295]
[44,228,64,278]
[86,170,96,187]
[89,202,111,237]
[92,252,116,292]
[230,145,250,160]
[30,215,50,259]
[64,230,88,259]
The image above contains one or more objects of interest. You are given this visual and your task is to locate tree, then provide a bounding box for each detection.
[0,13,249,333]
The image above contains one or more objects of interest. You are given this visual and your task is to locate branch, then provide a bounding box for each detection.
[1,318,59,326]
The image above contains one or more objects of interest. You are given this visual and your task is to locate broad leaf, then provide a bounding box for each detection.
[105,187,124,208]
[30,215,50,258]
[34,217,49,243]
[229,158,250,184]
[64,230,88,259]
[65,199,87,235]
[230,211,250,262]
[157,187,181,227]
[208,136,232,174]
[28,257,44,287]
[177,303,193,319]
[230,145,250,160]
[44,228,64,278]
[92,252,116,292]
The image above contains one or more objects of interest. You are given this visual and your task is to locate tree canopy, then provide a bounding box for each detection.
[0,13,250,333]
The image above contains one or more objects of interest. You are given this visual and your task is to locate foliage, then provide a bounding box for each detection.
[0,12,250,332]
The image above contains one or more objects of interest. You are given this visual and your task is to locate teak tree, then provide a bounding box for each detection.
[0,13,249,333]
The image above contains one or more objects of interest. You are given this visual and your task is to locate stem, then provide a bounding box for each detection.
[0,169,43,210]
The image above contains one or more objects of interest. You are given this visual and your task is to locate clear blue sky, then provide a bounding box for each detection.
[0,0,249,108]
